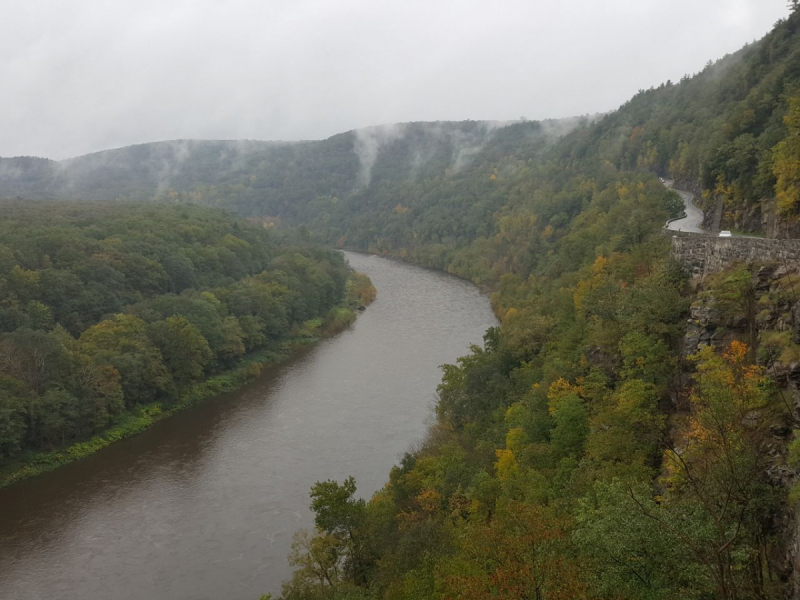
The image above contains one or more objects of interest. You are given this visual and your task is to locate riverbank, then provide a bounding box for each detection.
[0,273,376,489]
[0,251,496,600]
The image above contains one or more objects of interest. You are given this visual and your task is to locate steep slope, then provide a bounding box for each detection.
[4,9,800,242]
[552,9,800,236]
[1,7,800,600]
[272,10,800,600]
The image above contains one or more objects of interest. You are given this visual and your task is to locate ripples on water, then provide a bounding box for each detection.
[0,251,497,600]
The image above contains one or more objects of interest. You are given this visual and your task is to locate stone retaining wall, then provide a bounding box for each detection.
[670,236,800,277]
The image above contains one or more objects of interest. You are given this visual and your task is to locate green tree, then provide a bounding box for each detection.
[773,96,800,215]
[0,376,29,458]
[282,530,347,600]
[37,389,83,446]
[218,316,246,362]
[0,328,68,393]
[79,314,170,407]
[715,265,758,354]
[575,481,704,600]
[148,316,212,397]
[651,343,774,600]
[550,394,589,460]
[309,477,369,585]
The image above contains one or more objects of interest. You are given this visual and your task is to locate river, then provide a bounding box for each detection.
[0,251,497,600]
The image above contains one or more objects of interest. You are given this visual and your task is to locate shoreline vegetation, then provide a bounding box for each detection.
[0,200,379,491]
[0,269,376,489]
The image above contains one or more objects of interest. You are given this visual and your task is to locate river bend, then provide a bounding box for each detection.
[0,251,497,600]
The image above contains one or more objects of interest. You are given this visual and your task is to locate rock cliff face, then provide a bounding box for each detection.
[671,236,800,278]
[760,201,800,240]
[708,197,800,239]
[674,180,800,239]
[684,262,800,596]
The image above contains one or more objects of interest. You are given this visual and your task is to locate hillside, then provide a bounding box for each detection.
[270,9,800,600]
[1,7,800,600]
[552,10,800,237]
[3,12,800,246]
[0,119,586,218]
[0,137,354,208]
[0,201,375,485]
[290,8,800,272]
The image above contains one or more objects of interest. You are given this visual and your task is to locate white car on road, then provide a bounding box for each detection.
[719,230,732,237]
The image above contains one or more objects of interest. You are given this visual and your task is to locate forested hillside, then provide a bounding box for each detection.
[0,119,586,218]
[270,8,800,600]
[551,9,800,236]
[0,201,370,481]
[2,6,800,600]
[279,8,800,266]
[3,8,800,246]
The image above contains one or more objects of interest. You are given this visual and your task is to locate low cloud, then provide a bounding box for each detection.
[0,0,790,159]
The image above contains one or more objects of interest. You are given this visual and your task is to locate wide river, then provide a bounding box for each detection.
[0,251,497,600]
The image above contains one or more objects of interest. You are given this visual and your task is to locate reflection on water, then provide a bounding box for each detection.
[0,251,497,600]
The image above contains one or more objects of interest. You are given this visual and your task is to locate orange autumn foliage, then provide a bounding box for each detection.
[443,501,587,600]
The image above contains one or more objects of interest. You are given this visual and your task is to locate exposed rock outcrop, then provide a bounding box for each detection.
[671,236,800,278]
[683,262,800,597]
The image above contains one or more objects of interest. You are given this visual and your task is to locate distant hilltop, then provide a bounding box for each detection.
[0,117,593,211]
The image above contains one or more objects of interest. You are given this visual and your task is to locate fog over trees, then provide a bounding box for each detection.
[2,2,800,600]
[0,0,787,159]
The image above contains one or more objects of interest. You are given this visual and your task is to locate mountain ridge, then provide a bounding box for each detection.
[0,117,591,207]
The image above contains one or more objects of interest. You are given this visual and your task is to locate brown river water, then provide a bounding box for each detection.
[0,251,497,600]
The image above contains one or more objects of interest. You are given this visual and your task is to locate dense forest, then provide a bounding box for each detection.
[0,201,374,480]
[4,8,800,245]
[0,118,588,218]
[267,8,800,600]
[2,5,800,250]
[271,5,800,264]
[553,8,800,237]
[2,6,800,600]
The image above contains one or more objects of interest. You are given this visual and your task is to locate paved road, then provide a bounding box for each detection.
[665,183,706,234]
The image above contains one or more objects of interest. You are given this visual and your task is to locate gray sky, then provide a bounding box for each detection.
[0,0,790,159]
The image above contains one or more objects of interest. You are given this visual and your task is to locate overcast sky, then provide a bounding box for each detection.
[0,0,790,159]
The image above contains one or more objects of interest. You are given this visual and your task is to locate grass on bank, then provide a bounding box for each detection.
[0,273,376,488]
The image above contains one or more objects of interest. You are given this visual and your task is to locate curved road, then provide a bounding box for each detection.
[665,181,706,234]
